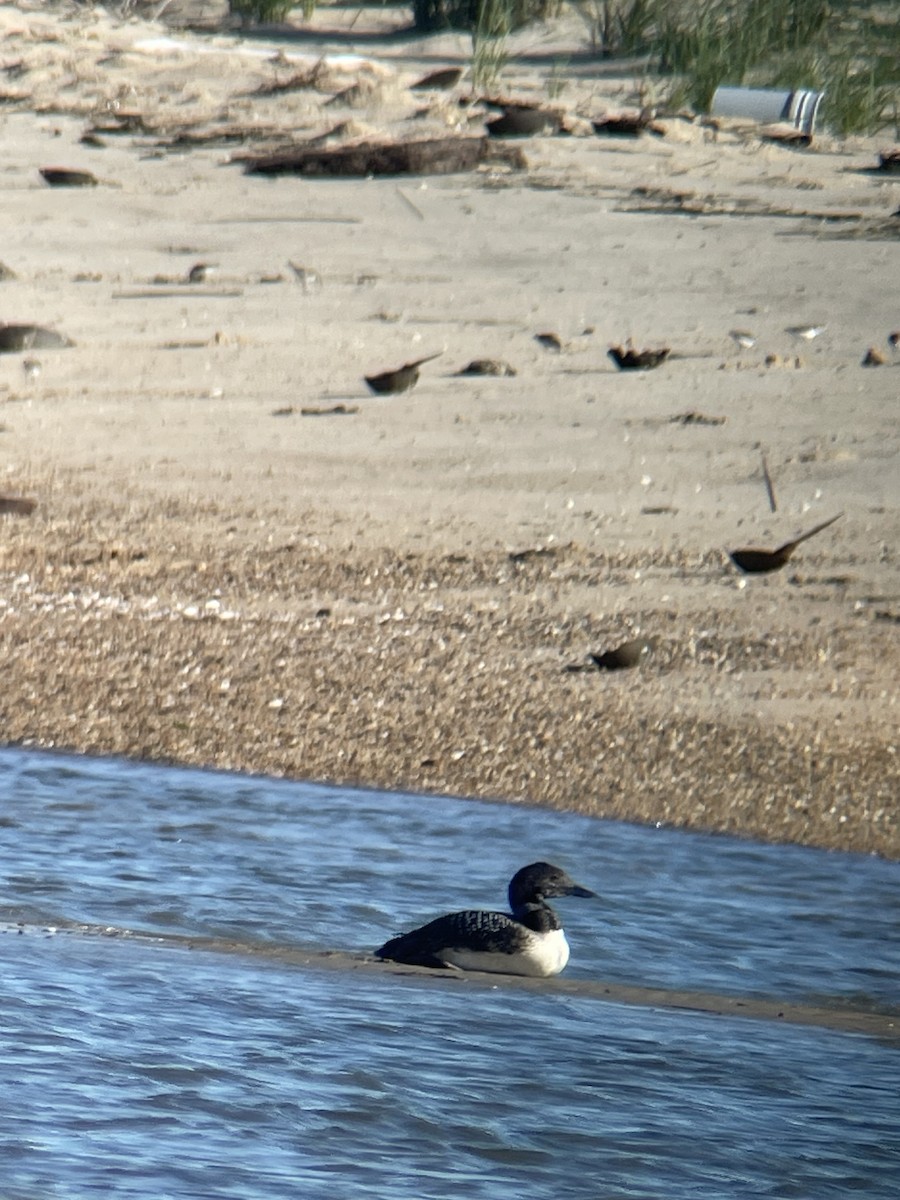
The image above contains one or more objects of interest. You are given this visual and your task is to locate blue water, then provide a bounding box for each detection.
[2,747,899,1198]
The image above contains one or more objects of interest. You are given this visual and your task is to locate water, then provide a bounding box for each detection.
[2,748,898,1199]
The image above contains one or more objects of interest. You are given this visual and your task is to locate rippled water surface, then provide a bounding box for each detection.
[2,747,898,1198]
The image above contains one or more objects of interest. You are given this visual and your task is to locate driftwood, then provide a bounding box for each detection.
[87,112,156,135]
[39,167,98,187]
[608,344,670,371]
[486,108,559,137]
[411,67,464,91]
[592,115,664,138]
[535,332,563,351]
[300,404,360,416]
[365,354,441,395]
[456,359,517,377]
[242,137,524,178]
[668,410,725,427]
[590,638,655,671]
[875,149,900,174]
[0,324,73,352]
[248,64,328,98]
[0,496,37,516]
[163,125,281,148]
[728,513,843,575]
[760,124,812,148]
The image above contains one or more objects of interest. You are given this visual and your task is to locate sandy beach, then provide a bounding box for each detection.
[1,0,898,857]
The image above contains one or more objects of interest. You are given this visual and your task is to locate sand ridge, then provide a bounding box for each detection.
[8,920,897,1042]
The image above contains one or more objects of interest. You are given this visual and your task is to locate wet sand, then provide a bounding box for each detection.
[1,2,898,856]
[9,921,898,1042]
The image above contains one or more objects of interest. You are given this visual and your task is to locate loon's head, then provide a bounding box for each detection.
[508,862,596,911]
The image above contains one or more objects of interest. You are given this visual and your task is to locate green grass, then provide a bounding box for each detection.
[572,0,899,135]
[572,0,655,54]
[471,0,513,92]
[228,0,296,23]
[765,11,900,135]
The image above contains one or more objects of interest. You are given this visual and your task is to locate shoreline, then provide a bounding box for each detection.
[8,920,899,1041]
[2,479,897,858]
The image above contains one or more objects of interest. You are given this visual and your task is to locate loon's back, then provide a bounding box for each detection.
[376,908,570,978]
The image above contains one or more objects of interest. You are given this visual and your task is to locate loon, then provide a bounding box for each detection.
[375,862,596,978]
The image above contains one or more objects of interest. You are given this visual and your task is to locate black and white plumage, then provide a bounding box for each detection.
[375,862,596,977]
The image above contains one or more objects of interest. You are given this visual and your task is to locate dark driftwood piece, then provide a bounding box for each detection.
[486,108,559,137]
[760,125,812,148]
[249,67,324,98]
[243,137,523,178]
[164,126,277,148]
[456,359,517,377]
[592,116,664,138]
[87,112,155,135]
[668,410,725,426]
[728,513,843,575]
[39,167,99,187]
[365,354,441,395]
[761,452,778,512]
[608,345,670,371]
[0,495,37,516]
[411,67,464,91]
[0,324,73,352]
[535,332,563,352]
[300,404,360,416]
[590,638,654,671]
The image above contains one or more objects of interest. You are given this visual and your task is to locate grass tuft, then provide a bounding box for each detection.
[472,0,513,92]
[571,0,899,135]
[228,0,296,24]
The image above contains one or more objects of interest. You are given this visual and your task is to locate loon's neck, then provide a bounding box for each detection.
[514,901,562,934]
